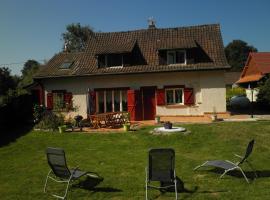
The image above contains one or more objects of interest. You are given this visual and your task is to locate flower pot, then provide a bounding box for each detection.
[58,125,66,133]
[155,116,160,124]
[123,124,130,132]
[164,122,172,129]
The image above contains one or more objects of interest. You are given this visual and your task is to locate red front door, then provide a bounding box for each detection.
[141,87,156,120]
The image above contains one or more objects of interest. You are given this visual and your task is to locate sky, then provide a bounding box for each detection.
[1,0,270,75]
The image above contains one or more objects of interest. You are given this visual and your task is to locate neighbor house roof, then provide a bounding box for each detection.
[237,52,270,84]
[35,24,230,79]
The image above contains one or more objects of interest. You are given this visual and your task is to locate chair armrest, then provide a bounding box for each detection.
[234,154,243,159]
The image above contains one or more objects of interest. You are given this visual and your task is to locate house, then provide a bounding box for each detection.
[236,52,270,101]
[225,71,242,88]
[34,23,230,121]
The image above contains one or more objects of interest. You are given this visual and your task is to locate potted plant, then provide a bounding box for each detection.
[155,116,160,124]
[211,106,218,122]
[164,121,172,129]
[123,112,131,132]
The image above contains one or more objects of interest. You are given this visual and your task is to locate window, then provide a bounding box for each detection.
[53,92,65,110]
[167,50,186,65]
[97,90,128,113]
[98,54,124,68]
[59,61,74,69]
[165,88,183,104]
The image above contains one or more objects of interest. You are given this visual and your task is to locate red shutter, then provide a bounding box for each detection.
[184,88,194,105]
[64,92,73,110]
[47,93,53,110]
[156,89,165,105]
[89,91,96,115]
[127,90,142,121]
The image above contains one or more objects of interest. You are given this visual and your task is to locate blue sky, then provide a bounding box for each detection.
[1,0,270,75]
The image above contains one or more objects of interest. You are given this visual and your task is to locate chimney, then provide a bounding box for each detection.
[148,17,156,29]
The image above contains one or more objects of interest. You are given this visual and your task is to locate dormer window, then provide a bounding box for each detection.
[167,50,186,65]
[59,61,74,69]
[98,54,124,68]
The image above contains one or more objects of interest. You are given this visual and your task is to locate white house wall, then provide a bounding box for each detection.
[42,70,226,118]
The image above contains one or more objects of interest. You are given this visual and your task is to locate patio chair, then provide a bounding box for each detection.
[194,139,257,183]
[44,147,102,199]
[145,148,178,200]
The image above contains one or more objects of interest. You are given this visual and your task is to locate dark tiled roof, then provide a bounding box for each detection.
[35,24,230,78]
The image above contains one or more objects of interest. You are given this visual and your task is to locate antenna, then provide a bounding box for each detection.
[148,17,156,29]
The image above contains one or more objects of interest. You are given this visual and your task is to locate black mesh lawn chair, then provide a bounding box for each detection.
[194,139,257,183]
[44,147,102,199]
[145,148,178,200]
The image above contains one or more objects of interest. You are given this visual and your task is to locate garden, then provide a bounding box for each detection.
[1,121,270,199]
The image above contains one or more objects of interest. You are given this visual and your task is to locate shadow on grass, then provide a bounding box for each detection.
[209,168,270,181]
[0,122,34,147]
[73,176,122,193]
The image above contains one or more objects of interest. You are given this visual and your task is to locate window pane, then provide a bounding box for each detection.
[53,93,64,110]
[176,51,185,63]
[166,90,174,104]
[122,90,127,111]
[98,91,104,113]
[114,90,120,112]
[98,55,106,68]
[175,89,183,103]
[107,54,122,67]
[106,90,112,112]
[167,52,175,64]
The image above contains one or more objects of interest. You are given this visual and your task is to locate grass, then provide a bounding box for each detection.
[1,121,270,199]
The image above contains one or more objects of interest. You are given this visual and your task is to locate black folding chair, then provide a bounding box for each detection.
[44,147,102,199]
[145,148,178,200]
[194,139,257,183]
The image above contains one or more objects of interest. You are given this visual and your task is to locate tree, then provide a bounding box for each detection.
[257,76,270,105]
[0,67,16,96]
[19,59,40,87]
[62,23,94,52]
[225,40,257,71]
[0,67,18,107]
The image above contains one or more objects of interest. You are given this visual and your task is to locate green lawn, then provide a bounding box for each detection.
[1,122,270,199]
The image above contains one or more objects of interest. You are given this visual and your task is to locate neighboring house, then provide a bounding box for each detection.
[34,23,230,121]
[236,52,270,101]
[224,71,241,88]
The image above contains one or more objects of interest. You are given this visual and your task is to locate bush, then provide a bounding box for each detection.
[33,104,46,123]
[34,111,64,131]
[257,77,270,106]
[226,87,246,103]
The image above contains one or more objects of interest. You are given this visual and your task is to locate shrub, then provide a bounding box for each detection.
[33,104,46,123]
[34,111,64,131]
[257,77,270,106]
[226,87,246,103]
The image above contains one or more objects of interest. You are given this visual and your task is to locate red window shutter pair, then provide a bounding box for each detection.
[64,92,73,110]
[47,93,53,110]
[184,88,194,105]
[127,90,142,121]
[89,91,96,114]
[156,88,195,106]
[156,89,166,105]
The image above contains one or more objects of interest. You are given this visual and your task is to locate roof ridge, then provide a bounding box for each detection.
[93,23,220,35]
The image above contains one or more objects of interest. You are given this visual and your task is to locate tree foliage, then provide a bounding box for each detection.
[0,67,16,96]
[19,59,40,87]
[225,40,257,71]
[62,23,94,52]
[257,76,270,105]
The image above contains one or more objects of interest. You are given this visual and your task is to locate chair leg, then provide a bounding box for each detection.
[194,161,208,171]
[238,167,249,183]
[174,178,178,200]
[145,167,148,200]
[44,170,52,193]
[63,179,72,199]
